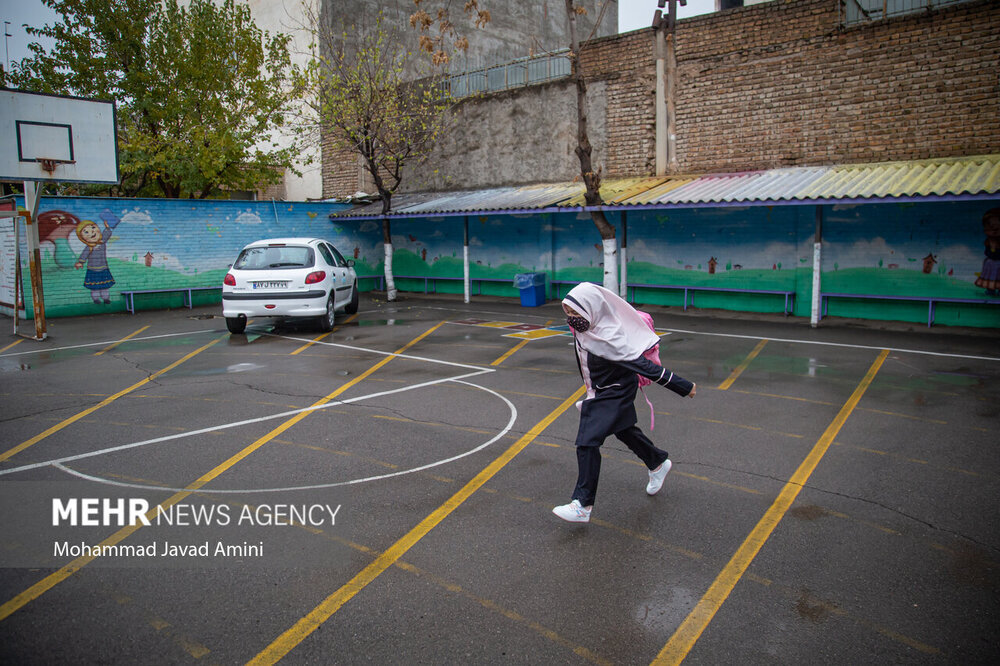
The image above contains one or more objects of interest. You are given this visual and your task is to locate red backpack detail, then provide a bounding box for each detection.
[636,310,660,429]
[636,310,661,388]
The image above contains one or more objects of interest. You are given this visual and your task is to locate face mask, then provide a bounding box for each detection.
[566,315,590,332]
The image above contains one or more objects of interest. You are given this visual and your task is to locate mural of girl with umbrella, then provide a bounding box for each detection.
[73,210,121,304]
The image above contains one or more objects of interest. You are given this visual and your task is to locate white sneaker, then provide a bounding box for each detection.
[552,499,592,523]
[646,459,672,495]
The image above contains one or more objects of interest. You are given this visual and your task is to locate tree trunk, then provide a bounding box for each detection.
[370,157,398,302]
[381,201,397,302]
[565,0,617,293]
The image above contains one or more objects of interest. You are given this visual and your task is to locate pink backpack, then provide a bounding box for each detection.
[636,310,660,429]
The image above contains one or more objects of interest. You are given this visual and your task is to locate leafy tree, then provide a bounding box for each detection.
[4,0,302,198]
[299,10,463,301]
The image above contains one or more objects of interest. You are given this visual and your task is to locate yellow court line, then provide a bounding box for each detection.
[248,383,589,666]
[0,335,227,463]
[652,349,889,666]
[492,319,553,366]
[491,338,530,366]
[1,338,24,353]
[0,322,445,623]
[290,313,359,355]
[95,325,150,356]
[717,339,768,390]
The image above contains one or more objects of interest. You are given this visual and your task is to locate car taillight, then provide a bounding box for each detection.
[224,274,236,286]
[305,271,326,284]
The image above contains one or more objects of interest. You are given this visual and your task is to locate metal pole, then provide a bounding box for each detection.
[22,181,47,340]
[619,211,628,300]
[463,216,470,303]
[810,205,823,328]
[13,212,21,334]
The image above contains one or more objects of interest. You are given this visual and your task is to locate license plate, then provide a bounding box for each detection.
[252,281,288,289]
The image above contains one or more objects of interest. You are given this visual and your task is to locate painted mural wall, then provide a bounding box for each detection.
[3,196,998,328]
[341,198,1000,328]
[2,197,353,318]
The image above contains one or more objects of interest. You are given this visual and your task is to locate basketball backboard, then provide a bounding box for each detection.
[0,89,119,184]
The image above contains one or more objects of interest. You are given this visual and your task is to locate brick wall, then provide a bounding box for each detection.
[650,0,1000,174]
[322,0,1000,193]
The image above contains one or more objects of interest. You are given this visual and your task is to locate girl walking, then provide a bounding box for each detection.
[553,283,696,523]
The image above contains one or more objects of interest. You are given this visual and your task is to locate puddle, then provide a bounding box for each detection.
[340,319,408,327]
[186,362,265,376]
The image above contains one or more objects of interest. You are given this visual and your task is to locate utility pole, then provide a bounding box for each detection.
[4,21,11,73]
[653,0,685,175]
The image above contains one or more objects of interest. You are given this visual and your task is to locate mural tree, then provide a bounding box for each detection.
[4,0,302,199]
[299,9,480,301]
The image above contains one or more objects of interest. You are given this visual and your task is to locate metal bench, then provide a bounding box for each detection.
[551,280,796,315]
[121,286,222,314]
[820,292,1000,327]
[358,275,514,295]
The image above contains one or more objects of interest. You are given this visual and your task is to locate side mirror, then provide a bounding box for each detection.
[347,259,355,267]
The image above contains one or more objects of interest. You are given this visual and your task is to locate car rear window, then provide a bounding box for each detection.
[235,245,314,269]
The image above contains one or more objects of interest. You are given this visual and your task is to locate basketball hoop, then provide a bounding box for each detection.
[37,158,76,174]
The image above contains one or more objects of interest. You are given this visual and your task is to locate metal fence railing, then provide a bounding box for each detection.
[840,0,975,26]
[443,49,572,99]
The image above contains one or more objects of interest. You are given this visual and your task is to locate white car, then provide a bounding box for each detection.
[222,237,358,334]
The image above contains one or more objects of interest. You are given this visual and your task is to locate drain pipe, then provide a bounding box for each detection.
[654,0,681,175]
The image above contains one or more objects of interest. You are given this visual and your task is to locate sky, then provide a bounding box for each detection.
[618,0,715,32]
[3,1,716,69]
[2,0,58,70]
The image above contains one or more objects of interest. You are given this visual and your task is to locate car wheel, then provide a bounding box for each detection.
[318,295,336,332]
[345,282,359,314]
[226,314,247,334]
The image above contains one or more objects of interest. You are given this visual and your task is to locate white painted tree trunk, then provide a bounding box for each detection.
[602,237,619,294]
[384,243,397,301]
[619,246,628,300]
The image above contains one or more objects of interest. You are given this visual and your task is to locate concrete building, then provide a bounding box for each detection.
[246,0,617,201]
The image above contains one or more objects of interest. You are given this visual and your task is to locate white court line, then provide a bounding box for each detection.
[52,378,517,494]
[0,369,494,478]
[663,328,1000,363]
[0,329,216,357]
[0,327,490,372]
[258,331,488,371]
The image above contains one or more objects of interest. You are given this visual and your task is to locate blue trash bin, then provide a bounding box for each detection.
[513,273,546,307]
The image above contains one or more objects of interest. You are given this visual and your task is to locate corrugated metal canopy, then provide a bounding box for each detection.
[331,155,1000,219]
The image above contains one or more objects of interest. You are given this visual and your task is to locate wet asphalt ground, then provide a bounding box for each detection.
[0,293,997,665]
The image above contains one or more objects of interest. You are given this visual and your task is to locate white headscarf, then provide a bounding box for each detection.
[562,283,659,362]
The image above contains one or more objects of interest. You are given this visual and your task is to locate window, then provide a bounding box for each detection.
[328,244,349,267]
[841,0,976,26]
[317,243,336,267]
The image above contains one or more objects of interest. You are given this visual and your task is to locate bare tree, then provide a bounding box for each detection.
[409,0,491,66]
[406,1,619,292]
[565,0,618,293]
[298,10,454,301]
